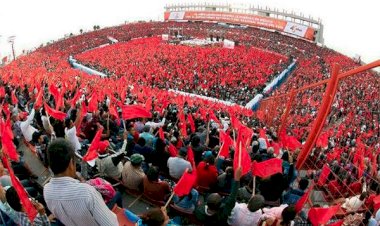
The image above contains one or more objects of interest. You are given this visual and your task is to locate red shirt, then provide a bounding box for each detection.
[143,177,171,202]
[196,162,218,188]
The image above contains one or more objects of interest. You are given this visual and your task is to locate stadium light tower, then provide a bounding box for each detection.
[8,35,16,61]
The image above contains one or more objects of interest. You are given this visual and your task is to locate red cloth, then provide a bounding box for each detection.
[233,132,251,176]
[168,143,178,157]
[109,104,120,121]
[178,111,187,138]
[0,87,5,98]
[121,105,152,120]
[68,90,82,108]
[83,128,104,161]
[187,114,196,133]
[251,158,283,178]
[317,165,330,186]
[44,103,66,121]
[1,119,19,161]
[11,90,18,105]
[196,162,218,188]
[2,157,37,222]
[158,127,165,140]
[173,168,197,197]
[308,205,340,226]
[187,147,195,167]
[295,184,314,213]
[145,97,152,112]
[34,88,44,109]
[88,92,98,113]
[219,130,232,158]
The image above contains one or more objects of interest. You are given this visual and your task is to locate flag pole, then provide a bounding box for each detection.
[251,176,256,197]
[164,192,175,209]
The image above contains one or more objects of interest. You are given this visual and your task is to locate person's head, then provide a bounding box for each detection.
[191,135,201,147]
[64,118,73,129]
[282,151,289,162]
[32,131,43,144]
[146,166,159,182]
[5,187,22,212]
[178,147,188,158]
[359,192,367,201]
[127,124,136,135]
[137,137,146,147]
[281,206,296,226]
[247,195,265,212]
[130,154,144,167]
[299,178,309,191]
[143,125,151,133]
[97,140,110,155]
[47,138,76,177]
[206,193,222,212]
[140,208,169,226]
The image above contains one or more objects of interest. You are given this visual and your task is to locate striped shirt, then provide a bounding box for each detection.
[43,177,118,226]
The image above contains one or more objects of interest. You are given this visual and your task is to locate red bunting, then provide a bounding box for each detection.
[1,119,19,161]
[121,105,152,120]
[83,128,104,161]
[187,113,196,133]
[317,165,331,186]
[252,158,283,178]
[2,157,37,222]
[11,90,18,105]
[168,143,178,157]
[173,168,197,197]
[44,103,66,121]
[295,184,314,213]
[158,127,165,140]
[308,205,340,226]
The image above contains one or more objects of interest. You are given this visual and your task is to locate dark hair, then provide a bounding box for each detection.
[137,137,146,147]
[154,138,165,153]
[32,131,42,144]
[299,178,309,190]
[359,192,367,201]
[6,187,22,212]
[282,152,289,162]
[147,166,159,182]
[140,208,165,226]
[47,138,75,174]
[191,136,200,146]
[203,155,215,169]
[64,118,72,128]
[281,206,296,226]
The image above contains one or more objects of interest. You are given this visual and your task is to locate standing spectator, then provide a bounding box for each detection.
[43,138,118,226]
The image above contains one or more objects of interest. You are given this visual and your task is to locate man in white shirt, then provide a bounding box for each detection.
[228,195,265,226]
[44,138,118,226]
[20,109,37,142]
[167,148,192,180]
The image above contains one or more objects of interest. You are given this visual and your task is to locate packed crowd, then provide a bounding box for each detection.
[75,37,288,105]
[0,21,378,226]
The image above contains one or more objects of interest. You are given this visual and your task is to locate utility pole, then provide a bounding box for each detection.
[8,36,16,61]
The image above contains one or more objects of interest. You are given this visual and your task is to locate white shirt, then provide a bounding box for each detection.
[44,177,118,226]
[20,109,37,142]
[228,202,263,226]
[41,115,52,134]
[167,157,192,179]
[65,126,81,151]
[342,195,364,212]
[145,118,166,130]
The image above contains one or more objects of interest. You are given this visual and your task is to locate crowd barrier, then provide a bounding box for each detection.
[68,56,108,78]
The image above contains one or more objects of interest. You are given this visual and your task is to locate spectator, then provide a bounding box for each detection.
[122,154,145,191]
[143,166,171,202]
[196,153,218,189]
[167,148,192,180]
[283,178,309,205]
[173,188,199,213]
[228,194,265,226]
[43,138,118,226]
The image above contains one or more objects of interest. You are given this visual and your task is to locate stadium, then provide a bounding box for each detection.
[0,2,379,226]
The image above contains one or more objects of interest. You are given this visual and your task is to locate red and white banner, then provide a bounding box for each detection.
[164,11,315,41]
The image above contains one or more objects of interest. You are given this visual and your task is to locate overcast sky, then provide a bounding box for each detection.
[0,0,379,66]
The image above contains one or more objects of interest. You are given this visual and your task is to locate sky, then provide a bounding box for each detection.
[0,0,379,67]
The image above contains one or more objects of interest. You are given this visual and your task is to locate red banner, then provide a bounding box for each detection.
[164,11,315,41]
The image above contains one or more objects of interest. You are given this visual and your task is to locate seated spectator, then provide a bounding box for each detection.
[194,167,242,226]
[150,138,170,175]
[139,125,154,148]
[196,153,218,189]
[86,178,122,210]
[341,192,368,212]
[228,194,265,226]
[143,166,171,202]
[125,207,177,226]
[133,137,153,162]
[261,205,296,226]
[217,166,234,193]
[167,148,192,180]
[173,188,199,213]
[122,154,145,191]
[96,133,127,181]
[6,186,50,226]
[43,138,118,225]
[283,178,309,205]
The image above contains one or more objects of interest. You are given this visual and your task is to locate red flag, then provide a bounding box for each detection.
[317,165,331,186]
[11,90,18,105]
[158,127,165,140]
[109,104,119,121]
[280,130,302,151]
[2,157,37,222]
[121,105,152,120]
[173,168,197,197]
[208,110,221,126]
[295,184,314,213]
[83,128,104,161]
[88,92,98,113]
[373,195,380,212]
[233,133,251,176]
[219,130,233,158]
[327,220,344,226]
[0,87,5,98]
[34,88,43,109]
[1,119,19,161]
[187,147,195,167]
[252,158,283,178]
[316,131,329,148]
[68,90,82,108]
[48,84,61,109]
[308,205,340,226]
[44,103,66,121]
[187,114,196,133]
[168,143,178,157]
[145,97,152,112]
